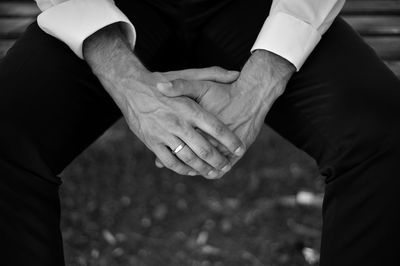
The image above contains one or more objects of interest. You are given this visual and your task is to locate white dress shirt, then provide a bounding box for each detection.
[35,0,345,70]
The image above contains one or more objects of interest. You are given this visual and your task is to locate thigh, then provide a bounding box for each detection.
[0,148,64,266]
[196,1,400,265]
[0,21,119,266]
[269,18,400,266]
[0,22,122,176]
[117,0,188,71]
[0,2,177,264]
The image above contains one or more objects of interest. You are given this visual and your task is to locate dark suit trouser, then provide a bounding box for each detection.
[1,0,400,265]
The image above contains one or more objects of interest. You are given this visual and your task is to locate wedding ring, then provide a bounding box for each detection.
[172,144,185,155]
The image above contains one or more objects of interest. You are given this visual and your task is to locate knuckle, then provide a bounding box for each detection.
[181,152,196,164]
[211,66,223,73]
[198,164,211,174]
[198,146,213,159]
[166,115,183,130]
[165,160,179,170]
[213,123,227,136]
[180,125,193,139]
[173,79,185,90]
[171,79,180,88]
[215,158,228,169]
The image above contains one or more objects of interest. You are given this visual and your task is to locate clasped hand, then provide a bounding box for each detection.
[155,51,295,178]
[83,24,294,180]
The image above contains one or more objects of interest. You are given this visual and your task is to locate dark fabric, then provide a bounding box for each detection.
[1,0,399,265]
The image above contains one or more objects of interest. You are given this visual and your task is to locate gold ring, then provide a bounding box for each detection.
[172,144,185,155]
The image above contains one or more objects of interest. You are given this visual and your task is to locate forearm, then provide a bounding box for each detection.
[82,22,164,116]
[82,23,160,134]
[83,23,148,87]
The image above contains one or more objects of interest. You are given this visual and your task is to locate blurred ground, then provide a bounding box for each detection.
[60,120,323,266]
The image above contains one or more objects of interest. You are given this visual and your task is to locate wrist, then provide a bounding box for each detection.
[236,50,295,109]
[248,50,295,82]
[240,49,295,91]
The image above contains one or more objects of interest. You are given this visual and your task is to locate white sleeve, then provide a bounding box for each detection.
[251,0,345,70]
[35,0,136,59]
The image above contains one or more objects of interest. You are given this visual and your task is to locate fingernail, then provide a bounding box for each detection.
[221,164,231,172]
[234,146,245,156]
[207,170,218,179]
[156,82,172,91]
[188,171,197,176]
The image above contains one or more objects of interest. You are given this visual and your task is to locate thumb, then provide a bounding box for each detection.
[162,67,239,83]
[156,82,177,96]
[157,79,207,100]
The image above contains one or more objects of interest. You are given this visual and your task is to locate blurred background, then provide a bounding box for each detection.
[1,0,399,265]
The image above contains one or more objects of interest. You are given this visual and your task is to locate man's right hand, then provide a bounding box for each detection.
[82,23,245,179]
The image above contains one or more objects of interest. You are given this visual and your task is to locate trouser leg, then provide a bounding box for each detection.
[270,19,400,265]
[0,1,177,264]
[0,21,122,265]
[195,0,400,265]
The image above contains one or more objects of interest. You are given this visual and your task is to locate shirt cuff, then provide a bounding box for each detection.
[251,12,321,71]
[37,0,136,59]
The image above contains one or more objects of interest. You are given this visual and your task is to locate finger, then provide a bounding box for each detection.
[196,129,231,157]
[193,111,245,157]
[157,79,208,99]
[199,131,242,174]
[155,157,164,168]
[154,145,196,176]
[162,67,239,83]
[174,143,218,179]
[177,127,231,177]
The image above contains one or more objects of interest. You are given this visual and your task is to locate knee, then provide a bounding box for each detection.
[321,119,400,184]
